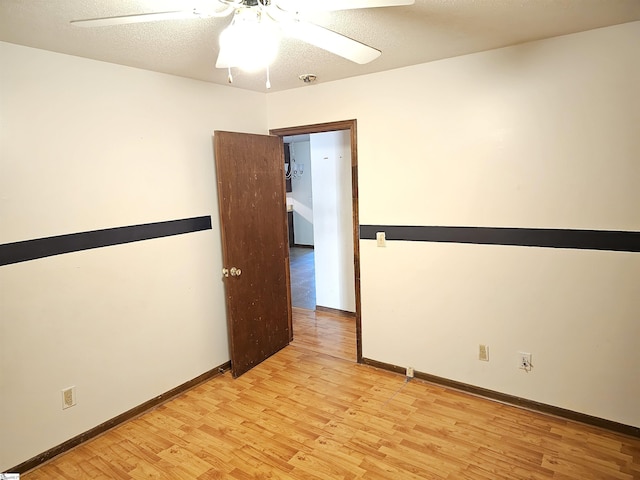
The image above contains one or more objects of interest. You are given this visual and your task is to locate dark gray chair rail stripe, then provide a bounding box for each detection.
[0,216,212,266]
[360,225,640,252]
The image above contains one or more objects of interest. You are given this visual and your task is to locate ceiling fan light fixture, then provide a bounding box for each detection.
[69,0,416,88]
[218,8,280,72]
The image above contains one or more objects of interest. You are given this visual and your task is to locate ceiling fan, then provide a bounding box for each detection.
[71,0,414,87]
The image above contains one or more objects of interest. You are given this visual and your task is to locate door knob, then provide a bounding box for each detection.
[223,267,241,277]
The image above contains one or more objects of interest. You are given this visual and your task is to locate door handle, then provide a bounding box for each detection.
[223,267,242,278]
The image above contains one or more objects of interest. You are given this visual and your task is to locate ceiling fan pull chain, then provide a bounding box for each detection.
[227,67,233,84]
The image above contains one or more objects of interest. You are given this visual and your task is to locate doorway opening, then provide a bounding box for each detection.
[283,134,316,311]
[271,120,362,362]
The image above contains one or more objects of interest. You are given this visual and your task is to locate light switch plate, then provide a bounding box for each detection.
[376,231,386,247]
[479,344,489,361]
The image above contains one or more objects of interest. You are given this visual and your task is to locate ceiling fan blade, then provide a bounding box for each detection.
[284,21,380,64]
[70,10,203,27]
[276,0,414,13]
[70,3,239,28]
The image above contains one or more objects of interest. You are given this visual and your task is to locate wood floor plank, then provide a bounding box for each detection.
[22,309,640,479]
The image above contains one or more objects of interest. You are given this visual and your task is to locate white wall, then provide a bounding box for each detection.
[310,131,356,313]
[288,140,314,245]
[267,22,640,427]
[0,42,267,470]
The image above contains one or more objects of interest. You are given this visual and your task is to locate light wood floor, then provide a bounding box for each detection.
[24,309,639,479]
[290,307,356,362]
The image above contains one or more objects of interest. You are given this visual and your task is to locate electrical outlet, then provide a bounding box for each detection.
[406,366,414,378]
[376,232,386,247]
[62,386,76,409]
[518,352,532,372]
[479,344,489,361]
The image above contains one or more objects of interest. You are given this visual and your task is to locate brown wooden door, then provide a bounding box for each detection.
[213,131,292,377]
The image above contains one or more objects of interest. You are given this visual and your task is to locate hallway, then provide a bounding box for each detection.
[289,246,315,310]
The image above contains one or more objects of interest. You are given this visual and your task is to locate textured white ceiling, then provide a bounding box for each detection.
[1,0,639,92]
